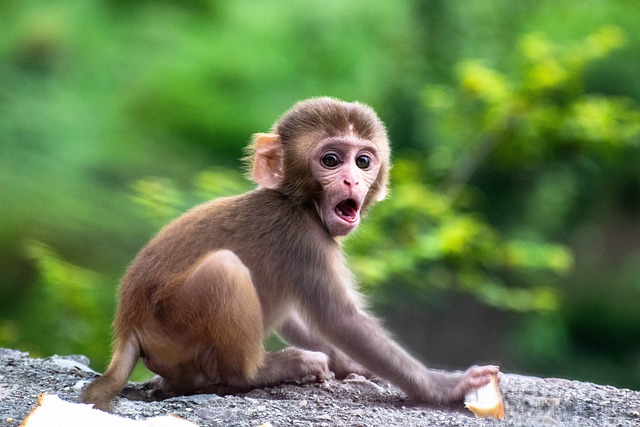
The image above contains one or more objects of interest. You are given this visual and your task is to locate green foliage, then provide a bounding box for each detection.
[349,27,640,314]
[16,240,113,362]
[414,26,640,385]
[130,168,252,225]
[426,27,639,176]
[348,159,570,313]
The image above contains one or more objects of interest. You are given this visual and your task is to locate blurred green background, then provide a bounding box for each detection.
[1,0,640,389]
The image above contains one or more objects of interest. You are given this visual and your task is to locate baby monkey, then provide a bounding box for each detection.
[82,97,498,412]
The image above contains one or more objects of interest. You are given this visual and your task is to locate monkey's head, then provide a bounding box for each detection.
[246,97,390,236]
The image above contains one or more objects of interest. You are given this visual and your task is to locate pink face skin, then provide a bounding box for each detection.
[310,134,382,236]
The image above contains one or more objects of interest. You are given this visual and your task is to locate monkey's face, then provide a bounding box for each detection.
[310,134,382,236]
[247,97,390,235]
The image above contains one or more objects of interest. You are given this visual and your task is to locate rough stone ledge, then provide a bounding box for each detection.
[1,349,639,426]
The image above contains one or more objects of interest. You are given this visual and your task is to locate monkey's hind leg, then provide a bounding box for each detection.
[179,250,329,392]
[175,250,265,387]
[81,333,140,412]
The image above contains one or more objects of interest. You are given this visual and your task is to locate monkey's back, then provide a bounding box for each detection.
[113,188,334,335]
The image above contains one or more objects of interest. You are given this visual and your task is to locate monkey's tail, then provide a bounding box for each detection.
[81,333,141,412]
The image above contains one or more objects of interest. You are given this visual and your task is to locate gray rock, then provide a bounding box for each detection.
[1,349,639,426]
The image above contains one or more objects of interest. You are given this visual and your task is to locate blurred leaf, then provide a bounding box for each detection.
[193,168,253,200]
[503,241,574,274]
[24,239,103,314]
[130,178,185,226]
[20,240,112,361]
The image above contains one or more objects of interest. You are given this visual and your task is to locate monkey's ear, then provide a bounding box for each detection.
[373,189,388,202]
[372,183,388,202]
[251,133,284,189]
[371,165,389,202]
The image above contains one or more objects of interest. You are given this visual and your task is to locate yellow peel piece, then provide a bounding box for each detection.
[464,373,505,420]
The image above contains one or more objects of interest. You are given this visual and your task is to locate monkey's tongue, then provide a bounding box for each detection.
[335,199,359,223]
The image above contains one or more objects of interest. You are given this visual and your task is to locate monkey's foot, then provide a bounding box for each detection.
[120,376,171,402]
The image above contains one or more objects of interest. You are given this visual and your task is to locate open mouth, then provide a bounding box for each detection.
[335,198,360,223]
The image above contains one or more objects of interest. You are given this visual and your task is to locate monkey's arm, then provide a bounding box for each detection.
[301,274,497,404]
[278,310,371,379]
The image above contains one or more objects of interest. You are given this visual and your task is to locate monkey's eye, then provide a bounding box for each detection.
[355,155,371,169]
[321,153,340,168]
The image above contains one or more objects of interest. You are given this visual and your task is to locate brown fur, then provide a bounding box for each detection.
[81,97,497,412]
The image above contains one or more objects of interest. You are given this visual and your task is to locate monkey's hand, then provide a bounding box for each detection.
[450,365,500,401]
[415,365,500,404]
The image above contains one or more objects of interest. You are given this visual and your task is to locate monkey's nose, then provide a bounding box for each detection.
[343,175,360,186]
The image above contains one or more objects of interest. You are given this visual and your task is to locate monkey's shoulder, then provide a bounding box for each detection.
[180,189,316,227]
[127,189,334,284]
[147,189,324,249]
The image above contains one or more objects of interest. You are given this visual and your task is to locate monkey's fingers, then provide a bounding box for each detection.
[455,365,501,397]
[467,365,499,377]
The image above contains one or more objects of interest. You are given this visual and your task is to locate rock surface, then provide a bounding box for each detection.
[1,348,639,426]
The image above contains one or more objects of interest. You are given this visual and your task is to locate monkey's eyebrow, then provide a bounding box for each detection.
[322,136,378,154]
